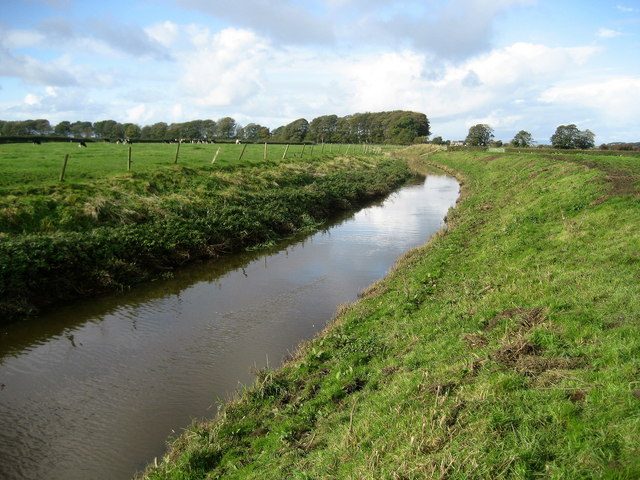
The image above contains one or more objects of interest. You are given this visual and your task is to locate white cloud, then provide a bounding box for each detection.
[539,76,640,123]
[179,27,269,107]
[616,5,639,13]
[597,28,622,38]
[145,21,181,47]
[343,51,427,112]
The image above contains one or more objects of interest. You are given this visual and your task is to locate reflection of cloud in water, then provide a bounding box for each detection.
[318,175,459,250]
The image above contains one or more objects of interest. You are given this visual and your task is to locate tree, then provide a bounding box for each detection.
[550,124,595,149]
[281,118,309,143]
[384,112,430,144]
[94,120,121,139]
[54,121,71,137]
[70,121,93,138]
[465,124,494,146]
[242,123,263,141]
[309,115,339,143]
[511,130,534,148]
[431,136,444,145]
[575,129,595,149]
[216,117,237,139]
[123,123,141,139]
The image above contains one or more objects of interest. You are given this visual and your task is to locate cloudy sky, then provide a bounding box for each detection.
[1,0,639,143]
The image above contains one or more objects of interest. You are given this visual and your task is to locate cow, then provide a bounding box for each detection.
[78,141,87,148]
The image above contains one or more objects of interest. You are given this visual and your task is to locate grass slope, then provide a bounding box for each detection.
[140,146,640,479]
[0,147,411,322]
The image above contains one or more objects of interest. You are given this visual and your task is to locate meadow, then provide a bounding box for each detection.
[140,146,640,479]
[0,141,410,322]
[0,141,382,191]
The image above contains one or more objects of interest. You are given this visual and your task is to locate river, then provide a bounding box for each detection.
[0,174,459,480]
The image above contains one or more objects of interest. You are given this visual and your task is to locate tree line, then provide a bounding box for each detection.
[433,123,599,149]
[0,111,429,145]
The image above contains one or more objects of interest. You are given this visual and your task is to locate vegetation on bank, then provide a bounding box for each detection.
[140,146,640,479]
[0,144,412,323]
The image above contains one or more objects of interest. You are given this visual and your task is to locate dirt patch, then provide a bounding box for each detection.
[542,154,639,204]
[486,307,546,332]
[462,333,489,349]
[381,366,400,376]
[514,355,584,376]
[424,381,458,396]
[633,389,640,399]
[590,173,640,205]
[492,337,541,367]
[569,390,587,403]
[480,154,504,162]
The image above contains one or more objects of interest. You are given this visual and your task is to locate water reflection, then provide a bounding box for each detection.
[0,175,459,480]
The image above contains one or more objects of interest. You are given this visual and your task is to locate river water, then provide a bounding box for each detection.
[0,174,459,480]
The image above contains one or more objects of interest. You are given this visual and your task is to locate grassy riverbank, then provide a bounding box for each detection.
[140,146,640,479]
[0,147,411,323]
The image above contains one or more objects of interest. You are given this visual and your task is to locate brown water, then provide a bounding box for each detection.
[0,175,459,480]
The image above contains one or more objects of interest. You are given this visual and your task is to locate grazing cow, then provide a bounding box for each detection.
[78,141,87,148]
[235,139,241,144]
[32,139,41,145]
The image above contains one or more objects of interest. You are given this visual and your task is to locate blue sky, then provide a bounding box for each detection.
[1,0,639,143]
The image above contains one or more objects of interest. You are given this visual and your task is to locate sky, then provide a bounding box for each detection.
[1,0,639,144]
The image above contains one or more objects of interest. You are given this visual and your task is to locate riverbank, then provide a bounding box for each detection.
[0,152,412,323]
[140,146,640,479]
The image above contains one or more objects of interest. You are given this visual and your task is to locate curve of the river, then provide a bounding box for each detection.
[0,174,459,480]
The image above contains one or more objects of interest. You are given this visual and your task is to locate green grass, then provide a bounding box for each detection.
[139,146,640,479]
[0,143,412,322]
[0,142,379,191]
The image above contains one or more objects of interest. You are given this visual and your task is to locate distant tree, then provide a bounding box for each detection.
[201,119,216,139]
[309,114,339,143]
[550,124,595,149]
[575,129,595,149]
[385,112,430,144]
[242,123,264,141]
[465,124,494,146]
[70,121,93,138]
[148,122,168,140]
[94,120,121,139]
[257,126,270,141]
[216,117,237,139]
[511,130,534,147]
[282,118,309,143]
[29,119,52,135]
[431,136,444,145]
[123,123,141,139]
[54,121,72,137]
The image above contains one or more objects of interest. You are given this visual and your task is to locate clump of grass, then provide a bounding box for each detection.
[140,146,640,479]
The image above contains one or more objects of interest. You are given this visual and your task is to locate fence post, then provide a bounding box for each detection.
[211,147,221,164]
[300,144,306,157]
[127,146,132,172]
[264,142,267,160]
[238,143,247,161]
[59,154,69,181]
[282,144,289,159]
[174,141,181,164]
[345,144,351,154]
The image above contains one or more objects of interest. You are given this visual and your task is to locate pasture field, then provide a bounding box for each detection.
[0,142,412,322]
[0,141,381,192]
[140,146,640,479]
